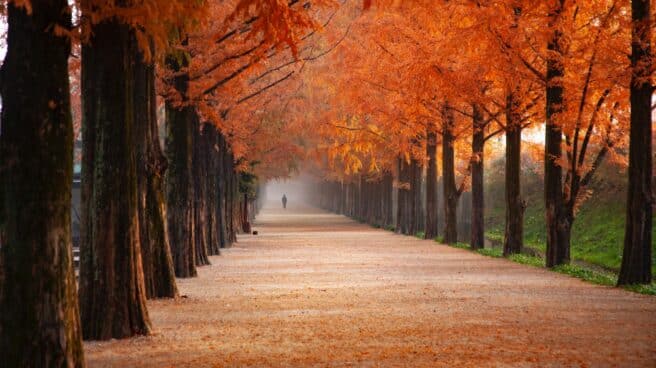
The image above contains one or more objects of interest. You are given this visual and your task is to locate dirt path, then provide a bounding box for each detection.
[85,204,656,367]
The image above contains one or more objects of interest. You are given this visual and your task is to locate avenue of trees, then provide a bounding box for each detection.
[0,0,652,366]
[309,0,652,283]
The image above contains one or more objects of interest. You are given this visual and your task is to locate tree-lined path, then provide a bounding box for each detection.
[84,203,656,367]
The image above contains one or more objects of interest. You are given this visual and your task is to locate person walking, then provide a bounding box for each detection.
[282,194,287,209]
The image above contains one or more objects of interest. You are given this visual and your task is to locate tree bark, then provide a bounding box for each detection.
[412,158,423,234]
[0,2,85,365]
[545,0,569,267]
[442,105,459,244]
[204,125,220,256]
[192,117,210,267]
[134,41,178,299]
[217,133,228,249]
[503,93,524,256]
[164,47,197,277]
[470,105,485,250]
[619,0,653,285]
[79,20,151,340]
[426,126,439,239]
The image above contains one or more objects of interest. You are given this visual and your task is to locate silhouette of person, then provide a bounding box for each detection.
[282,194,287,209]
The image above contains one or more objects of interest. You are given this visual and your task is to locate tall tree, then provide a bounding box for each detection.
[545,0,568,268]
[0,1,85,365]
[470,104,485,249]
[618,0,653,285]
[425,123,439,239]
[79,19,151,340]
[165,60,198,277]
[134,41,178,299]
[442,104,463,244]
[503,91,524,256]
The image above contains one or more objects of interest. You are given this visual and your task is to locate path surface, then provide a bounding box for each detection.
[85,204,656,367]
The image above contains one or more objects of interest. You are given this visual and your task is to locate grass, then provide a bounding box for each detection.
[476,248,502,257]
[440,241,656,296]
[486,182,656,275]
[415,231,425,239]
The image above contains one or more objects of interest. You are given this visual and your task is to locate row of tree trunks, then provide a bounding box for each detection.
[0,2,85,365]
[79,19,151,340]
[317,174,394,230]
[166,99,241,273]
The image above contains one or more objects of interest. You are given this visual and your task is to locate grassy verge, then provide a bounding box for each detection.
[438,240,656,296]
[486,186,656,276]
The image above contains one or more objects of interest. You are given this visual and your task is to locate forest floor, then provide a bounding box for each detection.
[85,204,656,367]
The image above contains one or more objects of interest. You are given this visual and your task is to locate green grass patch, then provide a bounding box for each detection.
[476,248,503,258]
[508,253,543,267]
[444,239,655,296]
[449,242,470,250]
[434,236,444,243]
[623,283,656,295]
[553,264,616,287]
[415,231,425,239]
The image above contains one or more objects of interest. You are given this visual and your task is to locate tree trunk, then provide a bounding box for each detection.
[442,105,459,244]
[545,0,569,267]
[242,193,252,233]
[503,93,524,256]
[383,172,394,228]
[0,2,85,365]
[192,117,210,267]
[470,105,485,250]
[426,127,439,239]
[164,41,199,276]
[217,133,228,249]
[619,0,653,285]
[412,158,423,234]
[79,20,151,340]
[204,125,220,256]
[134,41,178,300]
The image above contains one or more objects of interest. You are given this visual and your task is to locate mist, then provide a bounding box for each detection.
[264,173,318,209]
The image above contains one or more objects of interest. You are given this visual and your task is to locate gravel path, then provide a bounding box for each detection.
[85,204,656,367]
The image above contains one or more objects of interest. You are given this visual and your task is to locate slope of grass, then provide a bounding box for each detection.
[484,162,656,275]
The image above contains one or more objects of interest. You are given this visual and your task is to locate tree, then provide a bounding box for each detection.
[165,51,198,277]
[79,17,151,340]
[425,122,439,239]
[134,41,178,299]
[0,1,84,365]
[618,0,652,285]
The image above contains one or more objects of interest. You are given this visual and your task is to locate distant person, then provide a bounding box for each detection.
[282,194,287,209]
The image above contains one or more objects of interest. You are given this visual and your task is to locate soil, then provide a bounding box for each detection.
[84,204,656,367]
